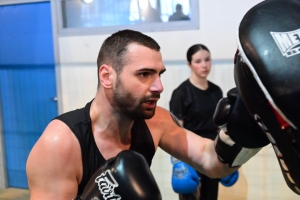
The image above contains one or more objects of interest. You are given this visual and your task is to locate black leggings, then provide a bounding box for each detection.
[179,172,220,200]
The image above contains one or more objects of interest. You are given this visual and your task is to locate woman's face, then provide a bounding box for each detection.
[188,49,211,79]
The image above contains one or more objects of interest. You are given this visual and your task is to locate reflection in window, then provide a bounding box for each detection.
[61,0,191,28]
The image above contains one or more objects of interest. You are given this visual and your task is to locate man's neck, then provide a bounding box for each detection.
[90,93,134,159]
[91,94,134,136]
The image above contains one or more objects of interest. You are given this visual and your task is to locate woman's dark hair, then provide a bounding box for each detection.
[186,44,210,64]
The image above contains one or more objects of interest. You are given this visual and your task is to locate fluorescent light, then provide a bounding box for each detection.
[83,0,93,3]
[138,0,148,10]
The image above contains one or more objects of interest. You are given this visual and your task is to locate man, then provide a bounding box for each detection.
[168,4,190,22]
[26,29,264,199]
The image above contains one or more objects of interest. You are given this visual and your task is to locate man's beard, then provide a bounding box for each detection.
[113,77,159,120]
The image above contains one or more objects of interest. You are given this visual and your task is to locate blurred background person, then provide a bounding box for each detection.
[169,44,223,200]
[169,3,190,21]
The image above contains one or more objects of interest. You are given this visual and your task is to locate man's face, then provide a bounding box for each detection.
[113,43,165,119]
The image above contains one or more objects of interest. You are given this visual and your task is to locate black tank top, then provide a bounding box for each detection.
[54,100,156,195]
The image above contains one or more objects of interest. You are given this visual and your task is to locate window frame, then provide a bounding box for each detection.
[0,0,48,5]
[54,0,199,36]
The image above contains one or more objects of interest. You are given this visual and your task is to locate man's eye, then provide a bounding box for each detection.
[140,72,149,77]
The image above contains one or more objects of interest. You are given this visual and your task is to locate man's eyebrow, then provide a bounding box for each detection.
[136,68,166,74]
[160,68,166,74]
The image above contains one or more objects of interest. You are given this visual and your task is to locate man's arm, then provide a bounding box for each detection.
[152,88,269,179]
[26,120,81,200]
[148,106,234,178]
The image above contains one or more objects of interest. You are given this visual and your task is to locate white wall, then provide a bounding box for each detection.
[56,0,300,199]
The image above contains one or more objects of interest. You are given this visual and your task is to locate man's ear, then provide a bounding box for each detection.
[99,64,113,88]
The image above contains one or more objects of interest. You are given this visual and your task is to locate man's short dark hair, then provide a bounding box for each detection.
[97,29,161,86]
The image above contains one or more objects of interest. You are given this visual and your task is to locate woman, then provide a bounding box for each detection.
[169,44,223,200]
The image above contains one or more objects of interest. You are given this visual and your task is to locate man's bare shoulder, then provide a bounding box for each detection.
[26,119,81,178]
[148,106,180,125]
[39,120,76,146]
[146,106,182,134]
[26,119,81,199]
[28,119,80,161]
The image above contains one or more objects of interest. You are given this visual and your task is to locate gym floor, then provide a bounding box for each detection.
[0,188,29,200]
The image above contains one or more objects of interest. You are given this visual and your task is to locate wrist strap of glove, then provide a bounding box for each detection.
[215,130,262,167]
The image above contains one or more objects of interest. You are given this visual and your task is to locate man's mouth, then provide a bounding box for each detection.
[145,100,156,104]
[144,100,157,108]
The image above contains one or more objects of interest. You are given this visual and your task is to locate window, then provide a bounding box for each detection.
[56,0,199,36]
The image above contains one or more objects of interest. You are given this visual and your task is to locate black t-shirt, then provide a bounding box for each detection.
[169,79,223,140]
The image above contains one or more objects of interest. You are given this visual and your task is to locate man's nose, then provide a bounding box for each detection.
[150,76,164,93]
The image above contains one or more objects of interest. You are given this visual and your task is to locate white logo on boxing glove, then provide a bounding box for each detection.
[95,170,121,200]
[270,28,300,58]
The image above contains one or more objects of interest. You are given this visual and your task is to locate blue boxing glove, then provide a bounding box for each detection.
[171,157,200,194]
[220,170,239,187]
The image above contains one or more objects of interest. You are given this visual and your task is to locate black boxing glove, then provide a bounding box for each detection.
[74,150,162,200]
[213,88,270,167]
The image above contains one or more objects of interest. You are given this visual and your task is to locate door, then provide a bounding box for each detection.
[0,1,58,188]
